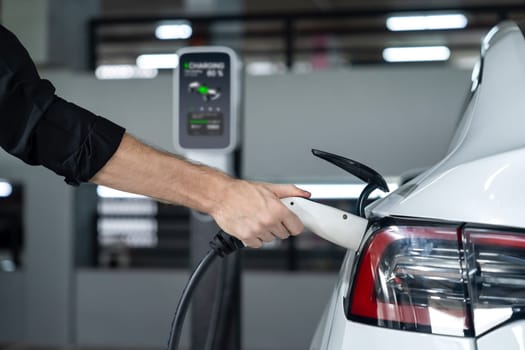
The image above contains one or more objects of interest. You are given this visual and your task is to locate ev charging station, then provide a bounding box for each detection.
[174,46,242,350]
[174,46,240,156]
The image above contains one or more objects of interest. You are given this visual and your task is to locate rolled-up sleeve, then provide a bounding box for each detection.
[0,24,125,185]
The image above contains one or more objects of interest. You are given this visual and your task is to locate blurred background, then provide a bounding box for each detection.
[1,0,524,349]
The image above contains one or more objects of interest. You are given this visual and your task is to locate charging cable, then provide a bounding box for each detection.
[166,231,244,350]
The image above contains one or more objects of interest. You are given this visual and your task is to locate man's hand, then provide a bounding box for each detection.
[210,180,311,248]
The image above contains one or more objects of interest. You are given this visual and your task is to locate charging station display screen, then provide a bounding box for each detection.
[178,52,231,149]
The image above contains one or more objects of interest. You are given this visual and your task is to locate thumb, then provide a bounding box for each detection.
[265,183,311,199]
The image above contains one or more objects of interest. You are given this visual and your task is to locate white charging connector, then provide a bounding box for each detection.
[281,197,369,250]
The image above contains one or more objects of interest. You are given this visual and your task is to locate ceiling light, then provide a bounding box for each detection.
[386,13,468,31]
[155,21,193,40]
[136,53,179,69]
[0,181,13,198]
[383,46,451,62]
[95,65,158,80]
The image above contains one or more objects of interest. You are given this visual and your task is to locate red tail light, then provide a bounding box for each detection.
[464,228,525,335]
[346,221,525,337]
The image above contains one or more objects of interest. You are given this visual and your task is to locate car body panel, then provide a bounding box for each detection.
[309,255,350,350]
[327,322,476,350]
[368,22,525,229]
[477,320,525,350]
[369,147,525,228]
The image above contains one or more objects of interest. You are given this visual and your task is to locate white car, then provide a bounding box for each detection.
[310,21,525,350]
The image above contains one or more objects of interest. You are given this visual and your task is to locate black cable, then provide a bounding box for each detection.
[208,252,240,350]
[166,230,244,350]
[166,248,217,350]
[204,255,227,350]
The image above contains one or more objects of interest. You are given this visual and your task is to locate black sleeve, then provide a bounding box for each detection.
[0,24,125,186]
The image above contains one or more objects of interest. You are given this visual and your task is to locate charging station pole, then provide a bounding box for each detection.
[174,46,241,350]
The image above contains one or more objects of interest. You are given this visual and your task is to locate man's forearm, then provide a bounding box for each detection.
[89,133,232,215]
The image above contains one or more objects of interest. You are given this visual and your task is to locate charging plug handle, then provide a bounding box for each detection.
[282,197,368,250]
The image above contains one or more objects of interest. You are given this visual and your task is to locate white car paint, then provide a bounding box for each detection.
[477,320,525,350]
[370,147,525,227]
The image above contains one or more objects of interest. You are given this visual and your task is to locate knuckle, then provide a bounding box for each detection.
[239,231,252,242]
[290,225,303,236]
[275,229,288,239]
[258,215,273,231]
[244,238,257,248]
[253,222,265,235]
[273,232,284,239]
[265,235,275,243]
[277,205,290,218]
[262,214,275,228]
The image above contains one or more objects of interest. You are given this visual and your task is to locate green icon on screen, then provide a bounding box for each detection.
[188,81,221,101]
[197,86,209,95]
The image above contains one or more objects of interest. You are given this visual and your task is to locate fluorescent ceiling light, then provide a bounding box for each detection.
[0,181,12,198]
[383,46,451,62]
[156,21,192,40]
[95,65,158,80]
[137,53,179,69]
[97,186,146,199]
[295,183,399,200]
[387,13,468,31]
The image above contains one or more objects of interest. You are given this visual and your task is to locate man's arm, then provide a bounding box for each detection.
[90,133,310,248]
[0,23,309,247]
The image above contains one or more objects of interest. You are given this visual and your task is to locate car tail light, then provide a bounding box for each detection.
[346,222,525,337]
[464,228,525,335]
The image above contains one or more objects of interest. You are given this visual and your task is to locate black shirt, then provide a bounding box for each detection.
[0,25,125,185]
